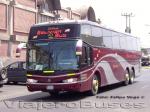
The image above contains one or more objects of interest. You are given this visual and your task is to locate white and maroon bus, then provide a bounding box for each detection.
[26,20,141,96]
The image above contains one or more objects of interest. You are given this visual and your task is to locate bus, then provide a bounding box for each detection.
[26,20,141,96]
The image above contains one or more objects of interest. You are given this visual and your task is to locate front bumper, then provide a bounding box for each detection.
[27,82,82,92]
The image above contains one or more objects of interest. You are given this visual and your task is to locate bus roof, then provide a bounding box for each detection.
[33,20,98,27]
[32,20,138,38]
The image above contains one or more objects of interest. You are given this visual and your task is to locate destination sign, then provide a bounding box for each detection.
[36,28,69,38]
[29,24,80,40]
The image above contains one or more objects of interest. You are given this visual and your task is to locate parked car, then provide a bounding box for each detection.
[141,56,150,66]
[0,58,8,87]
[1,61,26,84]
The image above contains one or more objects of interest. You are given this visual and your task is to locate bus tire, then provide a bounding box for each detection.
[129,69,135,84]
[88,74,99,96]
[124,70,130,86]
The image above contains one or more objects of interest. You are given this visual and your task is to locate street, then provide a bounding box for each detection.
[0,68,150,112]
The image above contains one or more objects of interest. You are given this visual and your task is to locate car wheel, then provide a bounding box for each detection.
[0,69,7,80]
[13,82,18,85]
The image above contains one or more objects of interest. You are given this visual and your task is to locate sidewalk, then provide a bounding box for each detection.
[142,66,150,69]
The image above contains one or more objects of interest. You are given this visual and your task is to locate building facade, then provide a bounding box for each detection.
[0,0,81,63]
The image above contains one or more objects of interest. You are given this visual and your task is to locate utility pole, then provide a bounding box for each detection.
[121,13,134,33]
[8,1,15,57]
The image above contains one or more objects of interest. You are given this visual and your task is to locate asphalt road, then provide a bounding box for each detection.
[0,68,150,112]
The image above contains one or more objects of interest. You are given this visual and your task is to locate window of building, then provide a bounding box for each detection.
[38,14,54,23]
[37,2,49,12]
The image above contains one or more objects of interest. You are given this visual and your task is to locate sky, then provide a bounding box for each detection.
[61,0,150,48]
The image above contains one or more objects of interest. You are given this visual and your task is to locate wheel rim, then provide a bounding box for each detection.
[130,75,134,82]
[125,73,129,85]
[130,73,134,83]
[1,70,7,79]
[92,75,99,94]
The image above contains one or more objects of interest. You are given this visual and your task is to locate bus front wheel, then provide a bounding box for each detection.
[88,74,99,96]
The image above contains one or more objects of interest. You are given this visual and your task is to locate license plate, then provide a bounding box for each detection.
[46,86,54,90]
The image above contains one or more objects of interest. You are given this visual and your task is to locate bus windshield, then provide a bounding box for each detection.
[27,40,79,71]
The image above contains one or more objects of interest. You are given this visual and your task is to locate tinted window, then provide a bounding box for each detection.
[102,29,112,48]
[81,24,91,37]
[120,34,127,49]
[103,37,113,48]
[137,38,141,51]
[132,37,137,50]
[23,62,26,69]
[126,36,133,50]
[91,26,102,37]
[81,25,103,46]
[9,63,19,69]
[112,32,120,49]
[102,29,112,37]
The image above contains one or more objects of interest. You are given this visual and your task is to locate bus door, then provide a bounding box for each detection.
[79,43,93,68]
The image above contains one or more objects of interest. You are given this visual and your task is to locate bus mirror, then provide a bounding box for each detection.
[76,40,82,55]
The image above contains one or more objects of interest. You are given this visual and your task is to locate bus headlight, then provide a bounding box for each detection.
[63,78,78,83]
[27,79,38,83]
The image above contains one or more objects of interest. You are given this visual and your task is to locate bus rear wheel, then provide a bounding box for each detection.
[124,72,130,86]
[129,70,135,84]
[89,74,99,96]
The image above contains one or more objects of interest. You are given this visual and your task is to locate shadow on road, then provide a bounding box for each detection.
[5,83,26,86]
[4,81,138,102]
